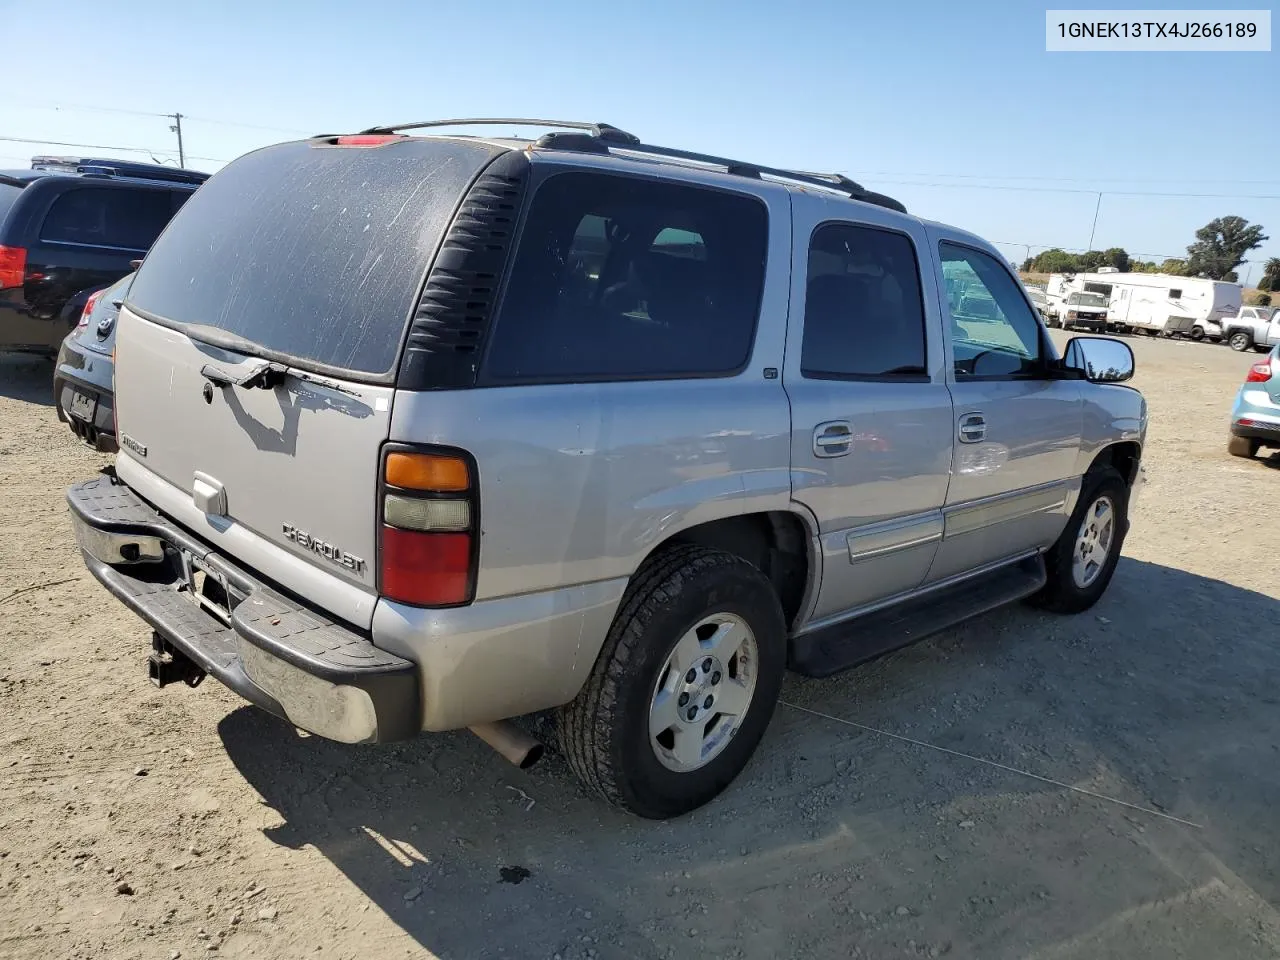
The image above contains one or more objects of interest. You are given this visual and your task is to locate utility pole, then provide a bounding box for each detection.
[169,112,185,168]
[1086,192,1102,251]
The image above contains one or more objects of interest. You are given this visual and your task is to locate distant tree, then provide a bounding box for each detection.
[1184,216,1268,280]
[1078,250,1106,271]
[1030,248,1079,273]
[1258,257,1280,292]
[1223,270,1239,283]
[1160,258,1190,275]
[1254,292,1272,306]
[1020,256,1035,272]
[1102,247,1131,272]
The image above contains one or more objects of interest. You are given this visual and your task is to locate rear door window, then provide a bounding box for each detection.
[39,187,174,250]
[801,222,928,380]
[483,172,768,381]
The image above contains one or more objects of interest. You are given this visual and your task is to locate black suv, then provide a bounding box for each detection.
[0,157,208,356]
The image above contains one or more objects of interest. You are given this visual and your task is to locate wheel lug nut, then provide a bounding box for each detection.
[685,669,697,683]
[711,671,721,685]
[703,696,713,709]
[686,707,698,721]
[678,692,689,707]
[702,658,712,673]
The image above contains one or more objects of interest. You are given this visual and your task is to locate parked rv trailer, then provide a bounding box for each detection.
[1050,272,1241,337]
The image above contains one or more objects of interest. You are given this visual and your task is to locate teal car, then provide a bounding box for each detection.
[1228,341,1280,459]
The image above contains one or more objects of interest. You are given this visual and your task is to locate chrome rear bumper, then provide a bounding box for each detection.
[67,474,419,744]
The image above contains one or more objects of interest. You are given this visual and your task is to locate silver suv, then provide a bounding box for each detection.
[66,120,1147,819]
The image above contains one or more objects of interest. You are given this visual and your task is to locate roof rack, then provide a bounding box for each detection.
[29,156,209,185]
[347,119,905,213]
[356,118,641,145]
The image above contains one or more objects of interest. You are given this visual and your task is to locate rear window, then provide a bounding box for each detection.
[0,183,23,225]
[126,139,500,377]
[483,172,767,381]
[39,187,174,250]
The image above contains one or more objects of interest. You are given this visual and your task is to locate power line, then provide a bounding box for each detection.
[20,100,172,120]
[852,169,1280,187]
[865,178,1280,201]
[0,135,229,165]
[22,101,312,137]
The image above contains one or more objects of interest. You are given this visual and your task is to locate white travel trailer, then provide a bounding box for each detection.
[1046,272,1241,337]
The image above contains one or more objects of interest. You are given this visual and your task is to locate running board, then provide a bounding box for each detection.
[788,555,1047,678]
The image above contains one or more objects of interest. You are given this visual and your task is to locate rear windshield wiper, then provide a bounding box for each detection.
[200,361,362,399]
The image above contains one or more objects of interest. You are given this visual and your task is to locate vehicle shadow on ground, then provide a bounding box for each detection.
[0,355,55,406]
[219,558,1280,960]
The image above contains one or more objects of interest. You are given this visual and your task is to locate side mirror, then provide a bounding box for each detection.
[1061,336,1134,383]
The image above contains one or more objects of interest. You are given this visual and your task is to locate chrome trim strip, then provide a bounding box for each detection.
[845,511,944,563]
[943,479,1068,539]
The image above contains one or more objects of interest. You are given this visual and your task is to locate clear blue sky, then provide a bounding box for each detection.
[3,0,1276,281]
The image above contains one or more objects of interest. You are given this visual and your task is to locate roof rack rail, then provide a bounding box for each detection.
[550,139,906,213]
[346,119,905,213]
[355,118,641,145]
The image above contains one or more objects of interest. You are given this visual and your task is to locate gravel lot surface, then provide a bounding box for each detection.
[2,333,1277,960]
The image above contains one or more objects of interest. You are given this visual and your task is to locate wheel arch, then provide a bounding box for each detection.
[1088,440,1142,487]
[633,508,819,632]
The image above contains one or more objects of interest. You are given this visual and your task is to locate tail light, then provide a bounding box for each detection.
[1245,360,1272,383]
[77,288,106,328]
[379,449,478,607]
[0,245,26,288]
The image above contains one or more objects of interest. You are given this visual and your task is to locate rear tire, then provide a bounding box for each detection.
[1228,435,1259,459]
[1229,331,1253,352]
[558,545,787,819]
[1190,326,1205,341]
[1028,467,1129,614]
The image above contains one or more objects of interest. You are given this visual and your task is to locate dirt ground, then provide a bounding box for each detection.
[2,333,1278,960]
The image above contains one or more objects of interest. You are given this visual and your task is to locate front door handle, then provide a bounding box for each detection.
[813,420,853,458]
[958,412,986,444]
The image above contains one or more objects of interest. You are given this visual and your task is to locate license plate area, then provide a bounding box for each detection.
[69,389,97,423]
[175,550,246,626]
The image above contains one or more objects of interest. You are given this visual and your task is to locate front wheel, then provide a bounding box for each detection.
[1190,326,1205,341]
[1228,332,1253,352]
[558,545,787,819]
[1028,467,1129,614]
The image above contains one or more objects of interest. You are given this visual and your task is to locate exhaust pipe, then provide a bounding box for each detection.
[470,721,544,769]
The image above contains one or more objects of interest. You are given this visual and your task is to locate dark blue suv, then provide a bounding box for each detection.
[0,157,208,356]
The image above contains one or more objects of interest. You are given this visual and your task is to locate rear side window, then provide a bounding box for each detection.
[801,223,927,380]
[39,187,174,250]
[127,139,499,377]
[483,172,767,381]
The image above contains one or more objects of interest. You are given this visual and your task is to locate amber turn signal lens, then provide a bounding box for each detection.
[385,452,469,492]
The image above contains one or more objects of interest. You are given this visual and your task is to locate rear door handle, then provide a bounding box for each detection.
[813,420,853,458]
[958,412,986,444]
